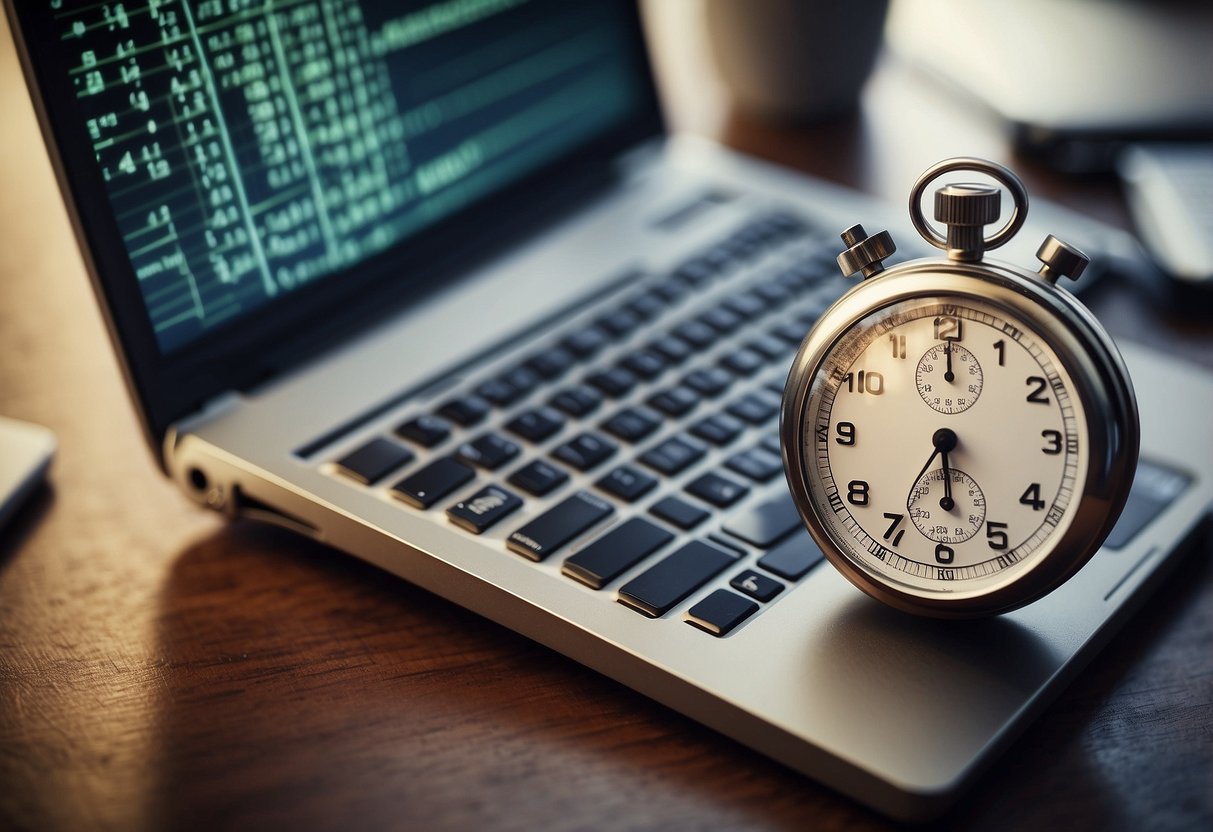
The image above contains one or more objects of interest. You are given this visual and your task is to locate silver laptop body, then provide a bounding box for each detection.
[7,1,1210,820]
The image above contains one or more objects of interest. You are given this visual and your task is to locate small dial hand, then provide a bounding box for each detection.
[939,448,955,512]
[944,339,955,383]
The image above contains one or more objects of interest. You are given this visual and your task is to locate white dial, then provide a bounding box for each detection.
[801,296,1088,598]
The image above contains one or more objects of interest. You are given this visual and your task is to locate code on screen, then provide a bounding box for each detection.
[55,0,639,351]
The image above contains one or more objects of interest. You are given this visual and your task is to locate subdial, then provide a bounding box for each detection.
[915,342,983,414]
[908,467,986,544]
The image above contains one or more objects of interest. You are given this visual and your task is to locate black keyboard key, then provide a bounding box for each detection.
[700,306,742,335]
[770,320,808,345]
[722,492,802,547]
[731,225,769,255]
[726,390,781,425]
[686,590,759,636]
[502,366,541,398]
[726,238,761,264]
[648,334,692,365]
[690,412,744,446]
[391,457,476,509]
[620,350,666,380]
[457,432,521,471]
[785,261,826,289]
[685,471,750,508]
[723,292,766,320]
[596,308,640,337]
[754,281,793,306]
[476,377,520,407]
[760,433,782,455]
[746,334,791,360]
[446,485,523,534]
[730,570,785,602]
[586,367,637,398]
[757,529,825,580]
[596,464,658,503]
[724,447,785,483]
[617,540,736,617]
[797,311,824,330]
[707,533,747,557]
[720,348,766,377]
[767,211,806,235]
[395,414,452,449]
[550,384,603,417]
[647,386,700,418]
[438,395,490,427]
[563,518,674,589]
[508,459,569,496]
[672,320,716,349]
[638,435,706,476]
[674,257,715,285]
[552,432,617,471]
[505,407,566,443]
[334,437,414,485]
[507,491,614,562]
[600,406,662,443]
[652,277,687,303]
[774,269,809,295]
[526,348,574,380]
[649,495,710,530]
[683,367,733,398]
[627,291,666,321]
[562,328,608,359]
[702,245,734,272]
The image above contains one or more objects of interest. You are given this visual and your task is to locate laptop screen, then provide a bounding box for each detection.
[32,0,653,355]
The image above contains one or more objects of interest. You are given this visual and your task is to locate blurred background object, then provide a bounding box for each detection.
[886,0,1213,175]
[648,0,1213,301]
[0,416,54,534]
[704,0,889,122]
[1119,143,1213,289]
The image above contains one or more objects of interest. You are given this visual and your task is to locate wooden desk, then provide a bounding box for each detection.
[2,10,1210,831]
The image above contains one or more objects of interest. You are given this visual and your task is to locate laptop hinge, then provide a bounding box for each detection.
[162,390,243,467]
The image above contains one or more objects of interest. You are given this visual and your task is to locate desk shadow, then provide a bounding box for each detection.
[0,482,54,570]
[146,522,882,830]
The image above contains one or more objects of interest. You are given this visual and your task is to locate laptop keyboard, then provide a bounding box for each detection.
[330,210,843,636]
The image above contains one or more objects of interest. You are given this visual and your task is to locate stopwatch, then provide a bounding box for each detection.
[781,158,1139,617]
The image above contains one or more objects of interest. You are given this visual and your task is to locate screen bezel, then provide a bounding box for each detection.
[4,0,664,459]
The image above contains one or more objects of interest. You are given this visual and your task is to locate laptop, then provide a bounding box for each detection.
[6,0,1212,820]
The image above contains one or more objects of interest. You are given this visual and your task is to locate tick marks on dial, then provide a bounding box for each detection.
[916,342,983,414]
[908,467,986,544]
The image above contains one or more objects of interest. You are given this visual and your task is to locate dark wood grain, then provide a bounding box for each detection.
[2,8,1211,832]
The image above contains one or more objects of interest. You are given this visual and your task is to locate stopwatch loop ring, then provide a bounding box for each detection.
[909,158,1029,259]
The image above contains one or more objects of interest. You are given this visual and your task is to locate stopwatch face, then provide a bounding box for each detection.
[799,294,1089,603]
